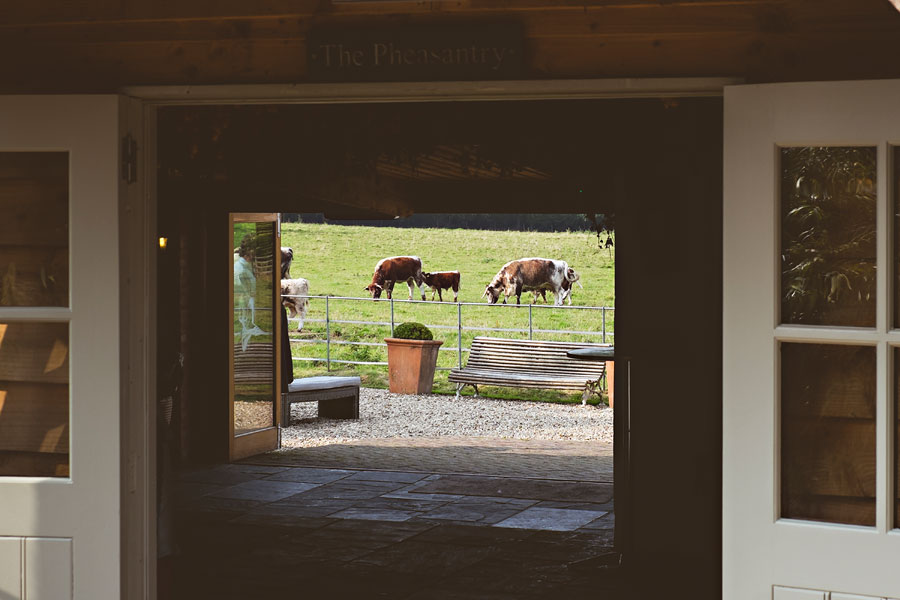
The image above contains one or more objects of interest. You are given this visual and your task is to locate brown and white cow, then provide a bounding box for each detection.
[364,256,426,300]
[530,269,581,305]
[483,258,579,306]
[423,271,460,302]
[281,278,309,331]
[280,247,294,279]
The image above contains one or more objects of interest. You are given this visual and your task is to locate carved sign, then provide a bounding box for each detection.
[307,24,525,82]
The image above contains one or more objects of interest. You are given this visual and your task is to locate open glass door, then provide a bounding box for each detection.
[724,80,900,600]
[229,213,281,461]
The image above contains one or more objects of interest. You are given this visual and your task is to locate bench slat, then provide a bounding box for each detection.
[451,336,607,396]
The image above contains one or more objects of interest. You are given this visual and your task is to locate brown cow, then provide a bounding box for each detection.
[280,247,294,279]
[364,256,426,300]
[483,258,579,306]
[423,271,460,302]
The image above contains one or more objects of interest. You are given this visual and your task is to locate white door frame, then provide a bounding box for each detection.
[124,76,738,599]
[723,79,900,600]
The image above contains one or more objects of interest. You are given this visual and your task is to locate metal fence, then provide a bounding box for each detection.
[284,294,614,372]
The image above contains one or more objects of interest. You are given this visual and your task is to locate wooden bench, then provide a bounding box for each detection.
[448,337,608,404]
[281,376,361,426]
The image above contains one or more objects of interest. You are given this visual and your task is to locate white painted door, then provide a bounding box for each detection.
[724,80,900,600]
[0,96,133,599]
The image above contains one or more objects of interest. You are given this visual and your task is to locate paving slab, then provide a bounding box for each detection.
[178,467,262,486]
[329,507,418,522]
[414,474,613,503]
[344,470,431,483]
[205,480,321,502]
[347,495,455,513]
[417,501,532,525]
[263,466,354,483]
[579,512,617,531]
[219,463,291,475]
[233,501,354,520]
[494,507,607,531]
[175,481,227,501]
[294,479,409,500]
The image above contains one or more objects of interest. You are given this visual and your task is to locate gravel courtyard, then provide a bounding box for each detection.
[280,388,613,448]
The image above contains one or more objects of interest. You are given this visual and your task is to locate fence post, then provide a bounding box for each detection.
[528,304,533,340]
[325,295,331,371]
[390,297,395,337]
[457,302,463,369]
[602,307,606,343]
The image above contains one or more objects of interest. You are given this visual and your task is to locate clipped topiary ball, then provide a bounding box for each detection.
[393,322,433,340]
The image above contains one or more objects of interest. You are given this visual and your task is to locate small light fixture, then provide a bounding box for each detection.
[159,237,168,250]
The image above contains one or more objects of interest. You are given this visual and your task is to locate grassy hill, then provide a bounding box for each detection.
[280,222,615,404]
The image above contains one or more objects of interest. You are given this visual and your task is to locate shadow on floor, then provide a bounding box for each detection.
[170,441,623,599]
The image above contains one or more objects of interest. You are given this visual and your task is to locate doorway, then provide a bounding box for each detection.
[154,95,720,598]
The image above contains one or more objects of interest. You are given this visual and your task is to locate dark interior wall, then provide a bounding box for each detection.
[157,97,724,597]
[615,100,723,596]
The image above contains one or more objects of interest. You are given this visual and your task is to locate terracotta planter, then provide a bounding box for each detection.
[606,361,614,409]
[384,338,444,394]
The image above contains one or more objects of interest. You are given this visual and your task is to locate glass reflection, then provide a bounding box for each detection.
[0,152,69,307]
[781,342,875,526]
[0,322,69,477]
[232,221,275,435]
[781,147,876,327]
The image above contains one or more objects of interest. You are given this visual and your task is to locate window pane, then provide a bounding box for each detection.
[781,147,876,327]
[781,343,875,526]
[233,221,275,434]
[0,153,68,307]
[0,322,69,477]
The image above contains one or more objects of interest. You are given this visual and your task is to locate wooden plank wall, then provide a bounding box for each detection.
[0,0,899,92]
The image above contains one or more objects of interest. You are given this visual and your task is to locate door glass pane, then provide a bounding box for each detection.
[0,322,69,477]
[781,342,875,526]
[780,147,876,327]
[0,152,68,307]
[233,221,275,435]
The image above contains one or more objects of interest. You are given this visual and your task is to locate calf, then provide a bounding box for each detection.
[483,258,579,306]
[531,269,581,305]
[364,256,426,300]
[423,271,460,302]
[281,278,309,331]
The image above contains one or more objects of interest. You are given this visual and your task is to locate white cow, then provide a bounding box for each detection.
[281,278,309,331]
[483,258,580,306]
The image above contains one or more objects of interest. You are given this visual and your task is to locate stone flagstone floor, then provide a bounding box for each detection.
[171,460,623,599]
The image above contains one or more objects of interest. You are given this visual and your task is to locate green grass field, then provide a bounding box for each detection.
[280,222,615,404]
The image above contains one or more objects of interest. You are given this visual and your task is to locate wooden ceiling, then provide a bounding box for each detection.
[1,1,900,93]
